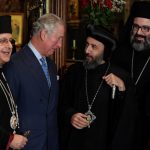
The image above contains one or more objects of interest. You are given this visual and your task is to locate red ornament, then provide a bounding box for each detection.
[80,0,89,8]
[104,0,113,9]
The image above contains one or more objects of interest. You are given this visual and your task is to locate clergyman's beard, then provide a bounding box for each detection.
[130,33,150,52]
[83,54,104,70]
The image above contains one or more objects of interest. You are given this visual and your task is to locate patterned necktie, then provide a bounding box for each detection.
[40,57,51,88]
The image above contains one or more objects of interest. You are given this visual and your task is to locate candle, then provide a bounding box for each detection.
[73,40,76,48]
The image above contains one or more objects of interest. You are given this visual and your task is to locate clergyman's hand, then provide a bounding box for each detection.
[9,134,28,149]
[71,113,89,129]
[103,73,126,91]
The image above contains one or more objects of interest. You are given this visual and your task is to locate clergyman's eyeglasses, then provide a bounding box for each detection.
[0,38,14,45]
[132,24,150,34]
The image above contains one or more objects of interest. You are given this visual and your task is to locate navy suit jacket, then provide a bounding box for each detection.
[4,45,59,150]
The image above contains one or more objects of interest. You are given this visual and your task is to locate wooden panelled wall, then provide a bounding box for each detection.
[49,0,66,73]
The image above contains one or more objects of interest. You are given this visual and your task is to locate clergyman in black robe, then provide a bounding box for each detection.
[0,15,27,150]
[111,1,150,150]
[59,25,136,150]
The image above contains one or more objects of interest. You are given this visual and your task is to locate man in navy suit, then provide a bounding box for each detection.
[4,13,65,150]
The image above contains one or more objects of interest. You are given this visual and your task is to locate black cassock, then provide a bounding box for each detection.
[112,46,150,150]
[0,68,14,150]
[59,62,136,150]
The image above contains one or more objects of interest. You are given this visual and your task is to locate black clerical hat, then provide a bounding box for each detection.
[132,1,150,19]
[86,24,116,51]
[0,15,12,34]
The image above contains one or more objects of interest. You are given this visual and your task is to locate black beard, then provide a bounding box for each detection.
[83,55,104,70]
[130,34,150,51]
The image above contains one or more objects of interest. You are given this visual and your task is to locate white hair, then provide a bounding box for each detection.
[31,13,64,36]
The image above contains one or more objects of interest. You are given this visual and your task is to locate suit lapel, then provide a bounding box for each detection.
[21,45,50,93]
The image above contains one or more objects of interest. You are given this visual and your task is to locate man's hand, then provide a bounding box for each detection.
[103,73,126,91]
[10,134,28,149]
[71,113,89,129]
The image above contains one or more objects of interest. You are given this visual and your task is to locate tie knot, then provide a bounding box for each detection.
[40,57,46,66]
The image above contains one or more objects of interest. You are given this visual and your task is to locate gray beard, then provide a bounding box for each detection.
[83,55,104,70]
[130,34,150,52]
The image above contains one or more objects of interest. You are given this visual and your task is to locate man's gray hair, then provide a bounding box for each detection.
[31,13,64,36]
